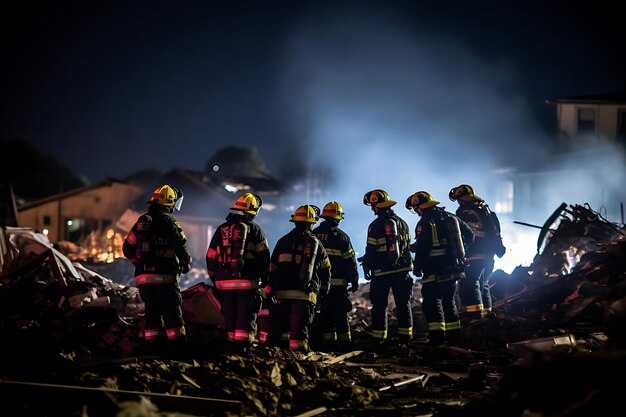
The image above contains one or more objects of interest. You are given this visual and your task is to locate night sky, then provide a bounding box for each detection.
[2,0,626,272]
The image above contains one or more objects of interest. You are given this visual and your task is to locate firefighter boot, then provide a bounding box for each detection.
[426,330,446,347]
[446,329,462,347]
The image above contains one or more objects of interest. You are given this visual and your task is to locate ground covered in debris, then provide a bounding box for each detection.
[1,203,626,416]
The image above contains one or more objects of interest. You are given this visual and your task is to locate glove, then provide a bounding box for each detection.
[349,280,359,293]
[495,241,506,258]
[363,268,372,281]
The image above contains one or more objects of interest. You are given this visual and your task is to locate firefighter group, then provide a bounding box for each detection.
[123,184,506,355]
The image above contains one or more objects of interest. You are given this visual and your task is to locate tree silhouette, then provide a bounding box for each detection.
[0,139,84,201]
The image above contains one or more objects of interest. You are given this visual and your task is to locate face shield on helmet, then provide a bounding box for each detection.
[148,185,179,208]
[449,184,480,203]
[321,201,344,220]
[232,192,263,215]
[363,189,396,209]
[290,204,320,224]
[173,187,184,211]
[406,191,439,215]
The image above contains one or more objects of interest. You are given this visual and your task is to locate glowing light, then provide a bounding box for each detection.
[66,220,73,226]
[42,228,49,236]
[212,165,220,172]
[106,228,115,239]
[224,184,238,193]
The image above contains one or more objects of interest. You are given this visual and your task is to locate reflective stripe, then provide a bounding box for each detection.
[329,278,348,286]
[370,329,387,340]
[420,276,436,283]
[258,308,270,316]
[166,326,186,340]
[235,329,253,341]
[428,248,446,256]
[325,248,343,256]
[135,274,177,285]
[259,332,268,343]
[126,231,136,245]
[275,290,316,304]
[431,220,440,246]
[281,332,290,341]
[215,279,259,290]
[398,327,413,336]
[144,329,163,340]
[367,237,387,246]
[319,258,331,269]
[256,240,269,252]
[289,339,307,351]
[373,265,412,277]
[207,247,217,259]
[446,320,461,331]
[466,304,484,313]
[227,332,236,341]
[376,246,388,252]
[343,249,355,259]
[428,322,445,331]
[278,253,302,263]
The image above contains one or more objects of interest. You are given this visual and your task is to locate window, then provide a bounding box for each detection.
[577,108,596,134]
[494,180,514,214]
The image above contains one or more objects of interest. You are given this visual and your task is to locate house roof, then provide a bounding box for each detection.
[17,178,139,210]
[546,93,626,105]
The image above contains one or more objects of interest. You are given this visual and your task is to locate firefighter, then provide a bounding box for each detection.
[406,191,474,346]
[311,201,359,350]
[449,184,506,321]
[206,192,270,345]
[265,204,331,352]
[362,189,414,344]
[123,184,192,354]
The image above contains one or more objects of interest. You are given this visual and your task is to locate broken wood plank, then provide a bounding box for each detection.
[378,375,425,391]
[0,379,242,414]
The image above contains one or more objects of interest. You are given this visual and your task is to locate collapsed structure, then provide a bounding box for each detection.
[1,198,625,416]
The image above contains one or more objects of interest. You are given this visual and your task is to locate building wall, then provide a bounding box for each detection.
[558,103,623,146]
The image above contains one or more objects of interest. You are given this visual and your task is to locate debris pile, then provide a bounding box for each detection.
[1,201,626,417]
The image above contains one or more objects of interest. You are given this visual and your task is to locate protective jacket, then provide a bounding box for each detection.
[123,204,191,342]
[363,209,412,278]
[123,204,191,285]
[267,225,331,351]
[455,201,504,260]
[313,219,359,344]
[268,227,331,304]
[413,206,474,283]
[206,213,270,290]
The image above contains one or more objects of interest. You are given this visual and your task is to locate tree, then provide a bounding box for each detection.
[0,139,85,201]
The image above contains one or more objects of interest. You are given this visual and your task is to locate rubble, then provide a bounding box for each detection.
[1,201,626,416]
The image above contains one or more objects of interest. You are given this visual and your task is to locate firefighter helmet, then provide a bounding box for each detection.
[406,191,439,212]
[290,204,320,223]
[321,201,344,220]
[449,184,481,202]
[148,185,180,208]
[363,189,396,208]
[231,192,263,215]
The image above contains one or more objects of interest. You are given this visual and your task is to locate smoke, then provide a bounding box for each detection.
[267,9,543,272]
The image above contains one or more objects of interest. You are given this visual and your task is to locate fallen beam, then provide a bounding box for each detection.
[0,379,242,414]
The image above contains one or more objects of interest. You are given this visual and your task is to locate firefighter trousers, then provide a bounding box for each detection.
[139,283,185,340]
[420,279,460,344]
[369,272,414,340]
[312,287,353,344]
[459,259,493,319]
[215,288,261,342]
[268,298,314,350]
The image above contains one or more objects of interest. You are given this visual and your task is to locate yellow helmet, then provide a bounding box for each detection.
[290,204,320,223]
[231,192,263,215]
[406,191,440,212]
[321,201,344,220]
[147,185,180,207]
[363,189,396,208]
[449,184,482,202]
